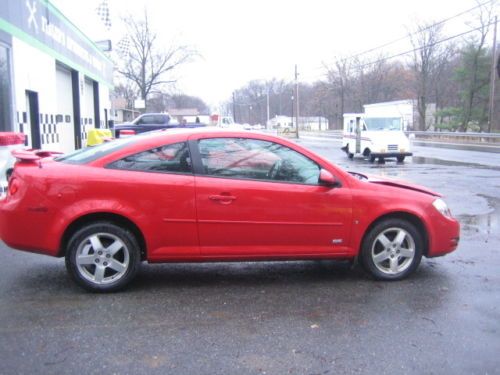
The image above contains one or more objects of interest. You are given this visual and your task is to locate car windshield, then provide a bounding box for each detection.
[55,132,161,164]
[364,117,402,131]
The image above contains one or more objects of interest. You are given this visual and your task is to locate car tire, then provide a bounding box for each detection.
[397,156,405,163]
[360,219,423,281]
[369,153,376,163]
[65,221,141,292]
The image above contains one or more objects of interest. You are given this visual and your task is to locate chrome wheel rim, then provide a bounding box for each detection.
[371,227,415,275]
[75,233,130,285]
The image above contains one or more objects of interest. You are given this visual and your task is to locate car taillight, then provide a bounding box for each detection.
[8,177,19,196]
[120,130,135,137]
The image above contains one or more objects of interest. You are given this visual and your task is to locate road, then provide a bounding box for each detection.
[0,138,499,375]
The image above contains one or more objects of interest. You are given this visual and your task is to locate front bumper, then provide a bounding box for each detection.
[370,152,413,158]
[426,214,460,258]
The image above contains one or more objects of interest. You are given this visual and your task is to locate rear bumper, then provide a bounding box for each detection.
[0,197,59,256]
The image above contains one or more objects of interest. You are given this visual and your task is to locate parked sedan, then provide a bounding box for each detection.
[113,113,205,137]
[0,128,459,292]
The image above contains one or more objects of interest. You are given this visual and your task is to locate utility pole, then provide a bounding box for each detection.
[295,64,300,138]
[266,88,270,129]
[232,92,237,123]
[488,15,497,133]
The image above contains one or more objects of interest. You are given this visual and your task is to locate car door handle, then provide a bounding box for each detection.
[209,194,237,204]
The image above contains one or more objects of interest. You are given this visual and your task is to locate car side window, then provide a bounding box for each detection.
[198,138,320,184]
[136,115,165,125]
[135,116,146,125]
[107,142,192,174]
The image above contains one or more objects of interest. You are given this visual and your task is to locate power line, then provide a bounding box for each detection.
[354,19,498,70]
[335,0,496,64]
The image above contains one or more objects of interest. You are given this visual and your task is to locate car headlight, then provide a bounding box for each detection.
[432,198,452,218]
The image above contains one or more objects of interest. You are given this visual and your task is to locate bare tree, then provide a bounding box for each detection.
[325,58,353,127]
[409,21,446,130]
[113,82,137,109]
[457,0,497,131]
[169,94,209,113]
[351,55,406,109]
[430,43,458,126]
[117,10,196,111]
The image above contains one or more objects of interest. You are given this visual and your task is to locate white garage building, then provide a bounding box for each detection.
[0,0,113,152]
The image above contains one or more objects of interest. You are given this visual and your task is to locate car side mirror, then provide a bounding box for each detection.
[319,169,340,187]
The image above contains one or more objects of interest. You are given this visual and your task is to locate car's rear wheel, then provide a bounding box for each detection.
[65,222,140,292]
[360,219,423,280]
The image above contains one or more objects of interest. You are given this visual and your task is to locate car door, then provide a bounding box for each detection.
[106,141,199,261]
[191,136,352,257]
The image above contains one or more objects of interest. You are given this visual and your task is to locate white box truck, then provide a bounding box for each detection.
[341,113,412,162]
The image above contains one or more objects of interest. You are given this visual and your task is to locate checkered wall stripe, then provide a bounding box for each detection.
[16,111,28,145]
[15,112,105,148]
[39,112,60,145]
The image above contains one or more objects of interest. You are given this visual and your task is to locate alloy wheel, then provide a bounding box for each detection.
[75,232,130,285]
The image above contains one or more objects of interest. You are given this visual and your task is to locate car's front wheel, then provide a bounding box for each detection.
[65,222,141,292]
[360,219,423,280]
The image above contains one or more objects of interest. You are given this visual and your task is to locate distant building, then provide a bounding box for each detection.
[267,115,293,129]
[168,108,209,124]
[111,98,140,124]
[299,116,329,131]
[0,0,113,153]
[267,115,328,131]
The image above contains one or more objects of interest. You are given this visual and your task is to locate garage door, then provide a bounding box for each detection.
[56,64,74,153]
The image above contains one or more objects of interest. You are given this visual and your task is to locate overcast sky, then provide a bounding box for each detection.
[53,0,493,108]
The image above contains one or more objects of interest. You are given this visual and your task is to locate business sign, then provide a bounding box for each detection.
[0,0,113,84]
[134,99,145,109]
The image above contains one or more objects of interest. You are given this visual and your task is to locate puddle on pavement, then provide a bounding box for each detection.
[457,196,500,237]
[412,156,500,171]
[343,155,499,172]
[458,212,499,237]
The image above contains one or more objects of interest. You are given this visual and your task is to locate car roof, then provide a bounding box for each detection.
[146,126,266,138]
[90,127,284,167]
[88,127,351,182]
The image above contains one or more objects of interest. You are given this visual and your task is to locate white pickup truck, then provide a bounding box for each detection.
[341,114,412,162]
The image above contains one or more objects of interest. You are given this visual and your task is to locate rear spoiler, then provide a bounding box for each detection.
[11,149,63,163]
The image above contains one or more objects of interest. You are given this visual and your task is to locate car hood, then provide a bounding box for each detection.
[368,175,440,197]
[350,171,440,197]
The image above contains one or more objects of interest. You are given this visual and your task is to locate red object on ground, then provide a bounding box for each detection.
[0,132,26,146]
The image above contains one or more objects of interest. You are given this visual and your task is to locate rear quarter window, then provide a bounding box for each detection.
[107,142,192,174]
[55,131,165,165]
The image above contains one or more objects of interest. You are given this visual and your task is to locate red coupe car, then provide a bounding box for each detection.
[0,128,459,292]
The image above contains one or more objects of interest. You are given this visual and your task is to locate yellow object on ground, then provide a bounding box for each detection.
[86,129,113,146]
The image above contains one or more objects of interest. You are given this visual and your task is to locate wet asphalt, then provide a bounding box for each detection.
[0,138,499,375]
